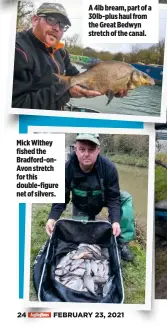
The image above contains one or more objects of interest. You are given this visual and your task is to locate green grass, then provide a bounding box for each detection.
[122,242,146,303]
[155,153,167,298]
[155,245,167,279]
[30,204,146,304]
[106,154,148,168]
[155,153,167,202]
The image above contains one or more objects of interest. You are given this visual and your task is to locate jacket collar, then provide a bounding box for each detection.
[27,29,64,53]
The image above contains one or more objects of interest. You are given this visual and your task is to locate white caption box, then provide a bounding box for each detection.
[82,0,159,44]
[15,134,65,203]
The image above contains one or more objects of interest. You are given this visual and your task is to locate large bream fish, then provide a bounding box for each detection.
[57,60,155,105]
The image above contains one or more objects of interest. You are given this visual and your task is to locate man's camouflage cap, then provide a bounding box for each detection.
[37,2,71,26]
[76,133,100,146]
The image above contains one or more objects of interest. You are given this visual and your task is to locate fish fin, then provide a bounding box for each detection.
[127,81,136,90]
[55,74,71,85]
[106,90,114,105]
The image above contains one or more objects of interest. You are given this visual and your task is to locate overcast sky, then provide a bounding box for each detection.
[33,0,167,53]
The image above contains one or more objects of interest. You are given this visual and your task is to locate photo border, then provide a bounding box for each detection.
[159,3,167,10]
[19,120,155,311]
[7,2,167,124]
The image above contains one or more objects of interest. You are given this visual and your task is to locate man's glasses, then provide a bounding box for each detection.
[38,14,69,32]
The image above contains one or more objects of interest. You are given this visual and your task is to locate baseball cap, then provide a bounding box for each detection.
[76,133,100,146]
[37,2,71,26]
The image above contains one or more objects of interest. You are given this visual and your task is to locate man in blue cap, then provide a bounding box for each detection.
[46,133,134,262]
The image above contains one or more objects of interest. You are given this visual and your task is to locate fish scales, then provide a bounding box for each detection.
[93,275,108,284]
[55,264,71,276]
[56,255,71,268]
[71,61,131,93]
[90,260,98,276]
[83,244,102,256]
[97,262,104,277]
[103,276,115,297]
[66,277,83,291]
[72,249,91,260]
[69,267,86,277]
[83,274,96,295]
[85,259,91,275]
[70,259,84,271]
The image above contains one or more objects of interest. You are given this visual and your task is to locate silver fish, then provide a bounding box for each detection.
[79,284,88,292]
[93,276,109,284]
[83,274,96,295]
[101,248,109,259]
[72,250,91,260]
[55,275,60,282]
[54,243,111,297]
[90,260,98,276]
[66,277,83,291]
[79,243,101,251]
[80,244,102,257]
[60,276,72,284]
[56,253,72,268]
[70,267,86,277]
[97,262,104,277]
[70,259,84,271]
[55,264,71,276]
[103,276,115,297]
[85,259,91,275]
[102,260,109,277]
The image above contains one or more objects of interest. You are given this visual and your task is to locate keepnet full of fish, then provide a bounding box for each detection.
[55,243,114,297]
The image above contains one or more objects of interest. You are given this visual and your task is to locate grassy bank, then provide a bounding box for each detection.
[155,240,167,299]
[155,153,167,299]
[155,153,167,202]
[105,153,148,168]
[29,204,146,304]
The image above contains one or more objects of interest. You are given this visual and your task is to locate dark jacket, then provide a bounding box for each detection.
[12,29,79,110]
[48,153,121,224]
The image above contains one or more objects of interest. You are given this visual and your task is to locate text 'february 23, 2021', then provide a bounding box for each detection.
[15,134,65,203]
[82,0,158,44]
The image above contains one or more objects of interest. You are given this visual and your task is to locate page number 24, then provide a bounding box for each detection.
[17,312,26,318]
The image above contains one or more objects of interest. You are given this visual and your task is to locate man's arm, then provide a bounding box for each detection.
[46,186,70,235]
[48,173,71,220]
[63,50,80,76]
[106,163,121,224]
[46,165,71,235]
[12,47,70,109]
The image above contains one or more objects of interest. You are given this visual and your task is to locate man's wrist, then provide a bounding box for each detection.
[47,217,57,222]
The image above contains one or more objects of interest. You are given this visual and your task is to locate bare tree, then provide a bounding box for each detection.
[156,40,165,65]
[63,34,80,47]
[17,1,35,32]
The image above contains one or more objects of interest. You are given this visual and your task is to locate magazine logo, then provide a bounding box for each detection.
[28,312,51,318]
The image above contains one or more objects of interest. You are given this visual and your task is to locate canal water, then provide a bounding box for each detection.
[116,163,148,228]
[70,64,162,117]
